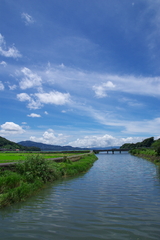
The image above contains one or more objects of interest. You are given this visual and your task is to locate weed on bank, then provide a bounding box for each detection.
[130,148,160,165]
[0,153,97,208]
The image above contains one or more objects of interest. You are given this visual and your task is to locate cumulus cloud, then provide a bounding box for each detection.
[17,93,31,102]
[35,91,71,105]
[27,113,41,118]
[0,33,21,58]
[17,91,70,109]
[0,122,25,136]
[21,13,34,25]
[69,134,143,148]
[93,81,116,98]
[30,129,69,145]
[0,81,4,90]
[17,93,42,109]
[19,67,42,90]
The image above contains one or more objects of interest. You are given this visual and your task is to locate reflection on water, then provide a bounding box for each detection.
[0,153,160,240]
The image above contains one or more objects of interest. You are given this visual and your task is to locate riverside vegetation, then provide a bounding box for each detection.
[0,153,97,208]
[121,137,160,165]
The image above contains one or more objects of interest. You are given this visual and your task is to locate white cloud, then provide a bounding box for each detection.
[0,122,25,136]
[69,134,144,148]
[21,13,34,25]
[17,93,31,102]
[71,102,160,137]
[17,90,70,109]
[30,129,69,145]
[27,99,42,109]
[93,81,116,98]
[44,111,48,115]
[19,67,42,90]
[0,33,21,58]
[35,91,71,105]
[27,113,41,118]
[0,81,4,90]
[91,75,160,98]
[123,117,160,135]
[0,61,7,67]
[8,84,17,90]
[17,93,42,109]
[45,64,160,98]
[89,107,160,135]
[119,97,144,107]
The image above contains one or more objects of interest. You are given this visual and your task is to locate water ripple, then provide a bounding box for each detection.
[0,153,160,239]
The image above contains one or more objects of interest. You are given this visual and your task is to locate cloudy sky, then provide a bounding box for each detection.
[0,0,160,148]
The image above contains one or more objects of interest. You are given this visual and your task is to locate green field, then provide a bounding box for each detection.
[0,152,87,163]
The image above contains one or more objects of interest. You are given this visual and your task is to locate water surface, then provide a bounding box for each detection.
[0,153,160,239]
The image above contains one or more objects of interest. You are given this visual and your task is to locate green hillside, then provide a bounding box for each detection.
[120,137,160,152]
[0,136,40,151]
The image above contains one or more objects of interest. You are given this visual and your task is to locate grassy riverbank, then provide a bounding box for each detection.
[129,149,160,165]
[0,153,97,208]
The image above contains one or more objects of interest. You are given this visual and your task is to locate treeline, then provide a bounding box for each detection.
[120,137,160,156]
[0,136,40,151]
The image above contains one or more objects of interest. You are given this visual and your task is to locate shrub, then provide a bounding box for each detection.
[16,155,54,183]
[156,146,160,156]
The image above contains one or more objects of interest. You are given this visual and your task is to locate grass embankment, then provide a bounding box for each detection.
[0,153,97,208]
[130,149,160,165]
[0,151,89,163]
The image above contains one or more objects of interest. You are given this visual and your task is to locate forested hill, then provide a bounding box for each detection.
[18,140,89,151]
[0,136,40,151]
[120,137,159,149]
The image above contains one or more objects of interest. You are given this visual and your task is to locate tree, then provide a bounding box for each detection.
[152,139,160,156]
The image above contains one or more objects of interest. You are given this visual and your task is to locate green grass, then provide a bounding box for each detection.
[0,153,97,208]
[130,148,157,156]
[0,152,87,163]
[130,148,160,165]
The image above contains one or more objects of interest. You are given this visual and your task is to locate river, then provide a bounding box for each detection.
[0,153,160,240]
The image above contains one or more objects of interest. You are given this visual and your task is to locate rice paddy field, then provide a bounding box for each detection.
[0,151,88,164]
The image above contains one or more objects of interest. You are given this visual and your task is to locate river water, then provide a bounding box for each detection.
[0,153,160,240]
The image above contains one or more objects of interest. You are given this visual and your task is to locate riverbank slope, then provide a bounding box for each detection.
[0,153,97,208]
[129,149,160,165]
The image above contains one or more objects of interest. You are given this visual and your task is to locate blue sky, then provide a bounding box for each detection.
[0,0,160,148]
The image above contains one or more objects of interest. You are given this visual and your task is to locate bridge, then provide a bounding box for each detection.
[93,149,130,154]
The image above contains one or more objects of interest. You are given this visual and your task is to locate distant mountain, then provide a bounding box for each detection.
[0,136,40,151]
[18,140,89,151]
